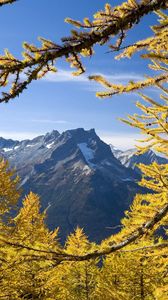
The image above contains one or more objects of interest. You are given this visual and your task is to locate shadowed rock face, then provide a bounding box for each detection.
[0,128,154,242]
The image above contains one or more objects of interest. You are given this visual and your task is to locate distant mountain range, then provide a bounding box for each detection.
[110,145,167,173]
[0,129,167,242]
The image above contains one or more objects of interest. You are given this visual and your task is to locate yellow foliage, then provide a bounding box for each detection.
[0,158,20,216]
[0,1,168,299]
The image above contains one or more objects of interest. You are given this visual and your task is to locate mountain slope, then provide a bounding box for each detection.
[110,145,168,173]
[0,129,143,242]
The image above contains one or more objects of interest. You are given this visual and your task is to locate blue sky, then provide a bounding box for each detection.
[0,0,159,149]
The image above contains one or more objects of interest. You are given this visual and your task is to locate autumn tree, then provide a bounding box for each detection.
[0,0,167,257]
[0,1,168,299]
[63,228,99,300]
[0,192,61,299]
[0,158,20,218]
[97,238,167,300]
[0,159,20,299]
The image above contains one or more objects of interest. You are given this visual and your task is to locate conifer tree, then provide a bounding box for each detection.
[13,192,59,246]
[53,227,99,300]
[0,192,60,299]
[0,2,168,299]
[98,242,166,300]
[0,159,20,299]
[0,158,20,218]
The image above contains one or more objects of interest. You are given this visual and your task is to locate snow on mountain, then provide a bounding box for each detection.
[110,145,167,171]
[109,144,123,159]
[0,129,145,242]
[78,143,95,167]
[3,147,13,152]
[46,141,55,149]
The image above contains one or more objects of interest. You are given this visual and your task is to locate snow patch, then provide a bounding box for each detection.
[122,178,133,182]
[83,165,92,175]
[3,148,13,152]
[20,175,29,186]
[78,143,95,166]
[46,141,55,149]
[72,162,92,177]
[26,144,35,148]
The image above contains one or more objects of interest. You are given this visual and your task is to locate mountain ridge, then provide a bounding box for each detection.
[110,144,167,172]
[0,128,167,242]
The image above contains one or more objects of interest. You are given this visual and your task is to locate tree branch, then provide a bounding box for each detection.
[89,73,168,98]
[0,0,18,7]
[0,0,167,103]
[120,243,168,253]
[1,202,168,262]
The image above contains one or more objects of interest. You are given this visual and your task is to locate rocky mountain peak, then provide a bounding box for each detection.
[44,130,60,143]
[0,137,19,150]
[65,128,97,143]
[0,129,166,242]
